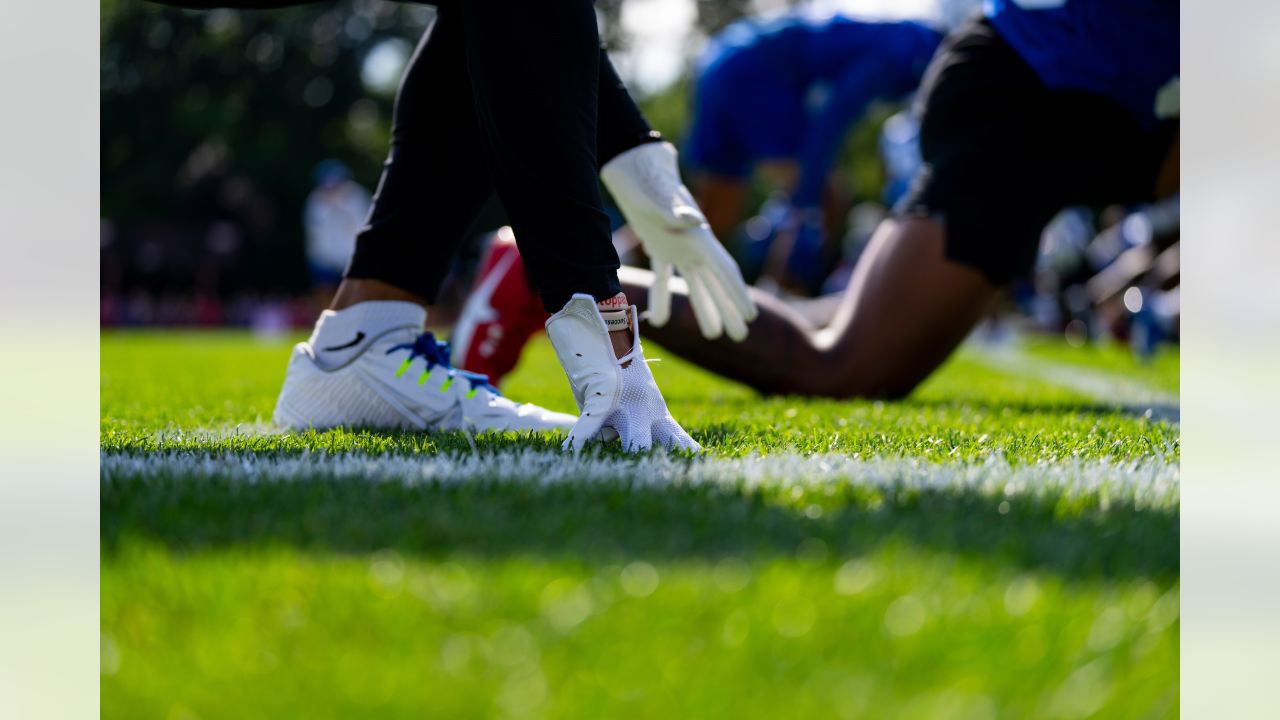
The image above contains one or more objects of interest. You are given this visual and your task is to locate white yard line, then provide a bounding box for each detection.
[102,449,1179,509]
[967,344,1179,423]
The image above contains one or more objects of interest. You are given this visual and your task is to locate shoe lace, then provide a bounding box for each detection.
[387,332,501,399]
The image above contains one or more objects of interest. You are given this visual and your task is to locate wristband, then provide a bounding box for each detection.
[597,293,632,332]
[599,309,631,332]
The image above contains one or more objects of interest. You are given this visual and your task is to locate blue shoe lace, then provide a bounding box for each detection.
[386,332,501,398]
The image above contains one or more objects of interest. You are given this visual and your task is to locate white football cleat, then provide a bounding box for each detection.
[273,301,575,433]
[545,294,700,453]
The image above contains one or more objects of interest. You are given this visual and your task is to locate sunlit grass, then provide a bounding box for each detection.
[101,330,1179,719]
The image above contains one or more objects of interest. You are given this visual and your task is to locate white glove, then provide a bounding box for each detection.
[601,142,758,341]
[546,294,700,453]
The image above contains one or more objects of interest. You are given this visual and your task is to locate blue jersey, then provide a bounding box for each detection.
[985,0,1178,124]
[698,14,941,92]
[687,14,942,207]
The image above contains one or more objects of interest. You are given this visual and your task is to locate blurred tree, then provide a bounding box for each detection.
[101,0,433,293]
[596,0,628,54]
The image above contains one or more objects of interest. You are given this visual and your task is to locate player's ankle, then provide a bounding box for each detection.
[598,293,635,365]
[608,330,633,366]
[330,278,429,311]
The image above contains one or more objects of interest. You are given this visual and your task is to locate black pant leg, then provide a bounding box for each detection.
[597,50,662,165]
[344,8,496,301]
[458,0,621,312]
[350,40,656,300]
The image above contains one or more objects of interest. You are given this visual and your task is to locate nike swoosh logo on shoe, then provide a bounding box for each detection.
[321,332,366,352]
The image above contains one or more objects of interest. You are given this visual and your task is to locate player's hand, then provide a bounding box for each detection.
[601,142,757,341]
[546,295,701,454]
[563,355,700,453]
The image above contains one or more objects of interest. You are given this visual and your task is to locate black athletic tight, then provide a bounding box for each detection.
[149,0,659,310]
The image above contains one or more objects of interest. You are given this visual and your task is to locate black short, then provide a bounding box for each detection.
[896,18,1177,285]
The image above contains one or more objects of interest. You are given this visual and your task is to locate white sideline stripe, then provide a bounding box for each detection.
[101,450,1179,509]
[968,345,1179,422]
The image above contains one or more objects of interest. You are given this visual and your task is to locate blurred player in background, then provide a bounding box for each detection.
[1039,196,1181,357]
[460,0,1177,400]
[635,0,1179,397]
[302,160,370,296]
[685,12,943,294]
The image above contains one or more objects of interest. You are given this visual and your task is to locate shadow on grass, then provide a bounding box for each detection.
[102,472,1177,581]
[682,394,1180,428]
[904,398,1180,424]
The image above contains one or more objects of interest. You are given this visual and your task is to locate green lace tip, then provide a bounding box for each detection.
[417,369,432,385]
[395,358,413,378]
[439,377,454,392]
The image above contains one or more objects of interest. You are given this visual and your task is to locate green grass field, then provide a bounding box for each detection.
[101,331,1179,719]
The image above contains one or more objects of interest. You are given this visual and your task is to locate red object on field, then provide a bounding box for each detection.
[452,227,548,385]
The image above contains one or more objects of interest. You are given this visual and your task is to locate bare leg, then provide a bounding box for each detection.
[330,278,429,312]
[624,217,1000,398]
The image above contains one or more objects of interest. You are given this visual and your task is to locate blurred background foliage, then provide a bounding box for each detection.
[102,0,435,295]
[100,0,888,299]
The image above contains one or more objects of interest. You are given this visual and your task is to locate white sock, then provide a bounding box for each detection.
[308,301,426,369]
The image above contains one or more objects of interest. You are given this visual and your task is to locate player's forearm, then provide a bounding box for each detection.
[792,87,882,208]
[618,267,840,396]
[794,57,905,208]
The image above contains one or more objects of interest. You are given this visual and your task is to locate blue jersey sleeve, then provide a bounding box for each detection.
[791,56,900,209]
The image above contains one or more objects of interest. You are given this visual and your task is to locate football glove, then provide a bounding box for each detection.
[546,294,700,453]
[601,142,757,342]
